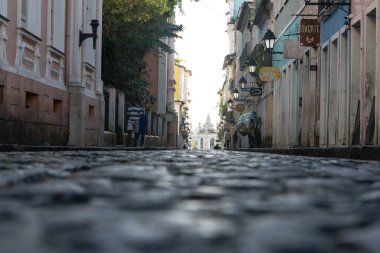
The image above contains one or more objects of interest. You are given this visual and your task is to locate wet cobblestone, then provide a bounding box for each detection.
[0,150,380,253]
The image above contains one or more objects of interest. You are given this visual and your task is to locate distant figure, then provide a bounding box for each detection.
[232,131,238,149]
[127,101,144,147]
[224,129,231,150]
[136,111,148,147]
[214,144,221,150]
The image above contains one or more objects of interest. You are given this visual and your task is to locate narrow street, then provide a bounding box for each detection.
[0,150,380,253]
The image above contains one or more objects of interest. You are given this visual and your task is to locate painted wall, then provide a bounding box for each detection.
[273,17,300,69]
[274,0,300,36]
[174,64,182,101]
[144,51,159,113]
[320,8,348,44]
[351,0,374,15]
[234,0,245,19]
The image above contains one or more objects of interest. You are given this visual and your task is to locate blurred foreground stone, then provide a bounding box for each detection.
[0,150,380,253]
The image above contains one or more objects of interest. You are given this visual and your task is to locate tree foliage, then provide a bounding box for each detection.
[102,0,186,104]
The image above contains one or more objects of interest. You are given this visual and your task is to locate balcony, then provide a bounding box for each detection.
[239,42,251,71]
[252,0,269,26]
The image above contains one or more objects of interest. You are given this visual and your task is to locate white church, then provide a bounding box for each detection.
[192,115,217,150]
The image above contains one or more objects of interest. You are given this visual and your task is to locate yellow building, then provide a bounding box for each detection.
[174,61,192,148]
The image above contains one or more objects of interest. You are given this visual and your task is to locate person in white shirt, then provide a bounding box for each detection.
[126,101,144,146]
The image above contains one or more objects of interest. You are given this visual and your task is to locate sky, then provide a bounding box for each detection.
[175,0,229,129]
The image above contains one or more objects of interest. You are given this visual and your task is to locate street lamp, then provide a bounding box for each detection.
[227,98,233,108]
[232,87,263,102]
[79,19,100,49]
[248,57,257,75]
[262,29,283,55]
[263,29,276,50]
[239,76,248,89]
[233,89,239,99]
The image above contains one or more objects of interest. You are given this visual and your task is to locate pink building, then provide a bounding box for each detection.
[0,0,104,146]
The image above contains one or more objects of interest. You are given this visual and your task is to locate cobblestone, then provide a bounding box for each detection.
[0,150,380,253]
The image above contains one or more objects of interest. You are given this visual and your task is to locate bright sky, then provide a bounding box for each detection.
[175,0,229,129]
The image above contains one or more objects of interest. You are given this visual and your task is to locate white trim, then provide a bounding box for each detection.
[351,13,361,27]
[339,24,349,34]
[321,40,329,50]
[364,1,377,16]
[331,30,340,43]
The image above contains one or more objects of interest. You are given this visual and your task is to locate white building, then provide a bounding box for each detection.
[192,115,217,150]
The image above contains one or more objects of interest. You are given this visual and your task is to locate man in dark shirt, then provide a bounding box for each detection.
[136,111,148,147]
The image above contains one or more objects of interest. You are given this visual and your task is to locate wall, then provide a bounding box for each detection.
[0,0,104,146]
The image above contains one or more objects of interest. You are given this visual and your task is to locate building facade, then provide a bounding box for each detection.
[0,0,103,146]
[174,61,191,149]
[144,36,179,148]
[192,115,217,150]
[222,0,379,149]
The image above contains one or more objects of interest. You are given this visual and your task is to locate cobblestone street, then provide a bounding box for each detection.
[1,150,380,253]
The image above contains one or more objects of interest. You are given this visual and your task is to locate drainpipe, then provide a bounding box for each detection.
[64,0,70,84]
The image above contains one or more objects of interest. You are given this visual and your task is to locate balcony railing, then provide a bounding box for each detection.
[239,42,251,71]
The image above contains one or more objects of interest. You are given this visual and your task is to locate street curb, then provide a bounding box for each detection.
[237,146,380,161]
[0,145,177,152]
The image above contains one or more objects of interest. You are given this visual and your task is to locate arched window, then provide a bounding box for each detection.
[210,138,215,148]
[200,138,203,149]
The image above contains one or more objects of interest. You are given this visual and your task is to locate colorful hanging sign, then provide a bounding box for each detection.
[259,67,281,82]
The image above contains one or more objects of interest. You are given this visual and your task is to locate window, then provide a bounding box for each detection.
[338,31,349,145]
[0,0,8,17]
[49,0,65,52]
[53,99,62,113]
[20,0,41,37]
[0,86,4,104]
[25,92,38,110]
[21,0,27,28]
[329,38,338,145]
[364,10,376,144]
[350,21,361,145]
[88,105,95,117]
[83,0,97,66]
[320,45,329,146]
[50,0,54,43]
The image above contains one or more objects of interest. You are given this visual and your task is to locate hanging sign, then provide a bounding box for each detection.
[300,19,320,47]
[249,87,263,96]
[259,67,281,82]
[235,104,245,113]
[283,40,306,59]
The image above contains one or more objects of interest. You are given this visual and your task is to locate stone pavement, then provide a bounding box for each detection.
[0,149,380,253]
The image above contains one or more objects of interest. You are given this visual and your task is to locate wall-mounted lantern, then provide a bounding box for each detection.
[227,98,234,108]
[263,29,276,50]
[239,77,248,89]
[263,29,283,55]
[79,19,99,49]
[248,58,257,76]
[233,89,239,99]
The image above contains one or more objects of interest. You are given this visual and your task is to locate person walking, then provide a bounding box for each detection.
[137,110,148,147]
[223,129,231,150]
[126,101,144,147]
